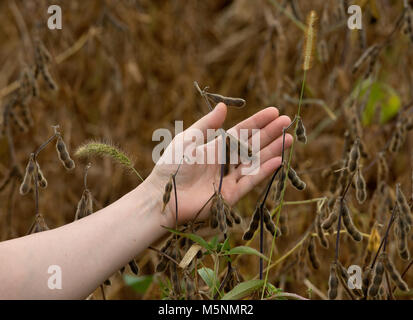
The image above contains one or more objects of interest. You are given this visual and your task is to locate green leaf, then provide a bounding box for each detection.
[219,237,230,253]
[380,89,400,124]
[209,236,218,251]
[226,246,269,261]
[362,81,384,126]
[198,267,218,290]
[221,279,264,300]
[123,274,153,294]
[163,227,212,251]
[360,81,401,126]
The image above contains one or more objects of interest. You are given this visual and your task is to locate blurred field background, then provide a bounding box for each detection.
[0,0,412,299]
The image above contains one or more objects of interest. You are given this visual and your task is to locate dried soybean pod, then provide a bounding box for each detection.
[328,263,338,300]
[20,154,35,195]
[161,175,173,213]
[381,253,409,292]
[396,217,410,261]
[56,135,75,170]
[396,184,413,227]
[128,259,139,275]
[279,212,289,236]
[389,121,406,153]
[295,118,307,144]
[243,206,260,240]
[30,213,50,234]
[307,237,320,269]
[315,208,329,248]
[230,208,242,225]
[85,189,93,216]
[287,167,306,191]
[216,197,227,234]
[35,162,48,189]
[341,200,362,242]
[204,91,246,108]
[322,198,340,230]
[75,191,87,220]
[355,168,367,204]
[362,267,372,298]
[263,208,281,238]
[156,256,169,273]
[209,195,219,229]
[377,152,388,183]
[368,258,385,298]
[347,138,360,173]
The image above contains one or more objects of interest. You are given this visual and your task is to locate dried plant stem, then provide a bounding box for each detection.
[334,174,354,262]
[267,0,306,31]
[261,70,307,298]
[370,206,397,269]
[148,246,180,266]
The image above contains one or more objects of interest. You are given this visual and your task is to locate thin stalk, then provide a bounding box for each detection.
[261,70,307,299]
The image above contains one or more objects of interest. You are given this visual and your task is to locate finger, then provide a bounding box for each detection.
[226,107,279,138]
[248,115,292,150]
[188,102,227,136]
[235,157,283,200]
[232,133,293,181]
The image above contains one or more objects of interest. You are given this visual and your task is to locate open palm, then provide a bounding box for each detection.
[146,103,292,225]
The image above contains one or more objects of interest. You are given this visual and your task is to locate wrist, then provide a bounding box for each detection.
[130,174,175,230]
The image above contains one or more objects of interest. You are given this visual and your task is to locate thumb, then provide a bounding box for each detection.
[189,102,227,134]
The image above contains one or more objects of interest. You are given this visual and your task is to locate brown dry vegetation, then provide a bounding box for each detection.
[0,0,412,300]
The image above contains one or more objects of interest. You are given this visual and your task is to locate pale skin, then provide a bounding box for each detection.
[0,103,292,299]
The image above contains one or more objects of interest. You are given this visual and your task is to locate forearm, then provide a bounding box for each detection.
[0,179,169,299]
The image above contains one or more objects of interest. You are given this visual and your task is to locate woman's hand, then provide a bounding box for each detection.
[145,103,293,226]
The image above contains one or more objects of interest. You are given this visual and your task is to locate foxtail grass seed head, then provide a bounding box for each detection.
[348,138,360,173]
[56,135,75,170]
[287,167,306,191]
[296,118,307,144]
[302,11,318,71]
[322,197,340,230]
[75,141,137,174]
[328,263,338,300]
[355,168,367,204]
[162,175,173,213]
[381,253,409,292]
[341,200,362,242]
